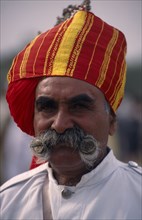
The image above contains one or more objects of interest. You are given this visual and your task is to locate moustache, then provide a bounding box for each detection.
[30,127,101,167]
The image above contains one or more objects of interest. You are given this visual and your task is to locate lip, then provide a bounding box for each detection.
[48,145,81,162]
[52,144,77,151]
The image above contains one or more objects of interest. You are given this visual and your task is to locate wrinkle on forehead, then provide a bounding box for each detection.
[35,76,105,102]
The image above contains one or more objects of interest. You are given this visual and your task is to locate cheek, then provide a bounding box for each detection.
[33,113,50,135]
[83,115,110,144]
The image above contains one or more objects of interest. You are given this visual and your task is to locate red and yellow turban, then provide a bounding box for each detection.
[6,10,127,136]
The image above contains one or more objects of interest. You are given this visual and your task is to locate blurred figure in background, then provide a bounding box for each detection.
[117,95,142,164]
[1,119,32,184]
[0,90,32,184]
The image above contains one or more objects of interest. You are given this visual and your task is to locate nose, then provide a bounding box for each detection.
[51,109,74,134]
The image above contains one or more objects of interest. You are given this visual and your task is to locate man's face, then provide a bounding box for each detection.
[33,77,115,173]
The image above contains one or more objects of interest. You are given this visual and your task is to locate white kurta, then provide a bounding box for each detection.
[0,150,142,220]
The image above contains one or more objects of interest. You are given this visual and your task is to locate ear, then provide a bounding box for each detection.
[109,115,117,136]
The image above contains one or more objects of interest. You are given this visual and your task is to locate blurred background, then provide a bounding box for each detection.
[0,0,141,184]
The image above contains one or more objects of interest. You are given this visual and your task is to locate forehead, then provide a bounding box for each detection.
[35,77,105,101]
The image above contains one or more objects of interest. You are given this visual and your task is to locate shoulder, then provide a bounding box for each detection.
[0,163,48,192]
[0,163,48,219]
[108,149,142,185]
[127,161,142,175]
[108,149,142,177]
[107,153,142,197]
[115,159,142,188]
[118,160,142,176]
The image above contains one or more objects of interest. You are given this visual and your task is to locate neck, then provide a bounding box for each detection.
[53,172,84,186]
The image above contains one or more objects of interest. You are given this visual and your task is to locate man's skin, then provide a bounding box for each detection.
[34,77,116,186]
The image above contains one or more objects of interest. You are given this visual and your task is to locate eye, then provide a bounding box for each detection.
[35,97,57,113]
[68,94,95,113]
[70,102,93,111]
[38,103,56,113]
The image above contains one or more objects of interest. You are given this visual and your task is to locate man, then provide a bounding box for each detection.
[0,2,141,220]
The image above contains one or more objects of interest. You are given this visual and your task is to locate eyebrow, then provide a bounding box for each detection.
[67,94,95,105]
[35,96,57,109]
[35,94,95,106]
[36,96,54,104]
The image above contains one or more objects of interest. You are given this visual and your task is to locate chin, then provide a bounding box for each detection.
[48,147,85,172]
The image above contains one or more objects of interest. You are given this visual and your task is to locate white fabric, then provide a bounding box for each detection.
[0,150,142,220]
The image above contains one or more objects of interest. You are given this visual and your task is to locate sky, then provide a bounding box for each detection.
[1,0,142,63]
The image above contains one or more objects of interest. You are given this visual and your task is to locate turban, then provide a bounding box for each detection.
[6,10,127,136]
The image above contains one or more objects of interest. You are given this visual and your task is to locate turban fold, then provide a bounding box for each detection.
[6,10,127,136]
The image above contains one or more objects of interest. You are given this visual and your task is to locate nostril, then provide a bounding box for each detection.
[51,124,73,134]
[51,116,74,134]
